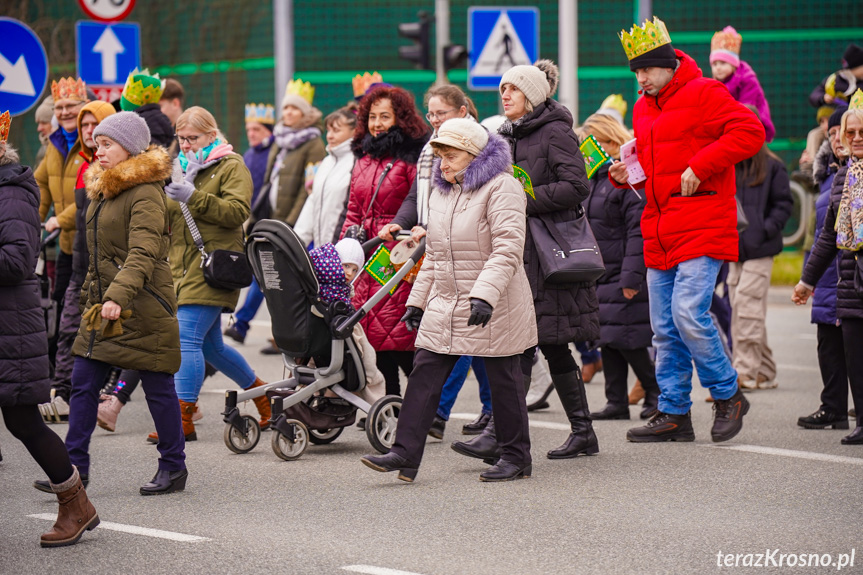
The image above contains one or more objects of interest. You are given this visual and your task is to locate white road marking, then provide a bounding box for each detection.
[342,566,427,575]
[28,514,211,542]
[449,412,571,431]
[706,444,863,466]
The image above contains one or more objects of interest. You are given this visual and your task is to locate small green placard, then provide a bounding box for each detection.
[512,165,535,199]
[580,134,612,179]
[364,244,398,294]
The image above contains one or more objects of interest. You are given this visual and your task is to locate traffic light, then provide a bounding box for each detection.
[443,44,468,72]
[398,11,432,70]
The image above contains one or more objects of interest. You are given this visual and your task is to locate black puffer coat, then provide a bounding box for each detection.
[586,164,651,349]
[135,103,175,149]
[736,155,793,261]
[802,159,863,319]
[500,99,599,344]
[0,162,51,406]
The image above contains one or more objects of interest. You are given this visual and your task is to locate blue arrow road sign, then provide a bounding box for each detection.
[76,21,140,86]
[0,18,49,116]
[468,7,539,90]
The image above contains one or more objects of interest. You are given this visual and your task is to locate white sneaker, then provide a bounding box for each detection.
[39,390,70,423]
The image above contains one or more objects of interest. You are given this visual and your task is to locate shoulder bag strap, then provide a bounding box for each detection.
[179,202,208,260]
[359,162,394,228]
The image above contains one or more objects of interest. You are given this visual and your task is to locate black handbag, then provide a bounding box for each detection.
[528,207,605,284]
[179,203,253,290]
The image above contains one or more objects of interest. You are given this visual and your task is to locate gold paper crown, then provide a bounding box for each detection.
[51,77,87,101]
[619,17,672,61]
[121,68,165,108]
[0,111,10,143]
[599,94,627,119]
[711,26,742,55]
[245,103,276,124]
[352,72,383,98]
[285,79,315,105]
[851,89,863,111]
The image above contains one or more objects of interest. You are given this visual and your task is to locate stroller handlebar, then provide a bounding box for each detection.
[40,228,61,250]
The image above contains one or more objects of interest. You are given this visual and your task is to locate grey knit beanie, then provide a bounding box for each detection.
[92,111,151,155]
[34,96,54,124]
[499,60,559,107]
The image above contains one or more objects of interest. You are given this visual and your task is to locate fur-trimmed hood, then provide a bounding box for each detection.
[813,137,840,187]
[432,131,513,194]
[84,145,172,200]
[351,127,429,164]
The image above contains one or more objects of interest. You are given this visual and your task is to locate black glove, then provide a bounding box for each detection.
[401,306,423,332]
[468,298,493,328]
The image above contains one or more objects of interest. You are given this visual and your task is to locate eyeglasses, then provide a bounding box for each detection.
[426,109,456,122]
[55,103,84,113]
[175,134,200,144]
[845,129,863,140]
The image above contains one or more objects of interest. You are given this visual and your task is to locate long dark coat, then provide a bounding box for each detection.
[0,162,51,406]
[586,163,651,349]
[500,99,599,344]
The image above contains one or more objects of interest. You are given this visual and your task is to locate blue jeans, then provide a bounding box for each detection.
[576,341,601,365]
[231,277,265,337]
[647,256,739,415]
[175,305,257,403]
[436,356,493,420]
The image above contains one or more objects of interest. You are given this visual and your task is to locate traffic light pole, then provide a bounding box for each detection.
[558,0,578,121]
[435,0,450,84]
[273,0,294,105]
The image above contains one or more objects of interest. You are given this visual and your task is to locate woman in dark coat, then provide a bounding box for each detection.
[339,86,430,395]
[453,60,601,463]
[0,124,98,547]
[794,105,863,444]
[578,114,659,421]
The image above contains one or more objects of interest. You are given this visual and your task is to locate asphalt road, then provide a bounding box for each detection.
[2,287,862,575]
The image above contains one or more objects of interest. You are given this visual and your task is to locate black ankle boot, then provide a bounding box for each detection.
[140,469,188,495]
[360,452,419,482]
[479,459,532,482]
[451,415,501,465]
[841,418,863,445]
[640,378,661,419]
[547,370,600,459]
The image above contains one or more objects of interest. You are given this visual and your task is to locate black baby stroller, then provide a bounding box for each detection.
[221,220,425,460]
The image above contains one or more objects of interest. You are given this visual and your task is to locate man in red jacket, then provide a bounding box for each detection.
[609,17,764,443]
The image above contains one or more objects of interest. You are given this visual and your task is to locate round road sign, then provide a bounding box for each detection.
[77,0,136,23]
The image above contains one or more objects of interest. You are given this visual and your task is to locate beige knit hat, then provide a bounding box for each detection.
[499,60,560,107]
[35,96,54,124]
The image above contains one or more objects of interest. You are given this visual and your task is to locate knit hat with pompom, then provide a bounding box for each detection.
[499,59,559,107]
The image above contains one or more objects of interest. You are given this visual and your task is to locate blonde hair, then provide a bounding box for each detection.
[840,108,863,158]
[176,106,228,144]
[578,113,633,159]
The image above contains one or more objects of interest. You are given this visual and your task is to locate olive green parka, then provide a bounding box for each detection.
[71,146,180,374]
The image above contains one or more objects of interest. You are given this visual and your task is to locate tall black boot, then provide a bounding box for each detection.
[450,375,530,464]
[547,369,599,459]
[640,377,661,419]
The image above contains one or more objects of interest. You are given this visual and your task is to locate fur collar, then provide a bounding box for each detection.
[432,132,513,194]
[351,127,429,163]
[84,146,173,200]
[813,138,839,186]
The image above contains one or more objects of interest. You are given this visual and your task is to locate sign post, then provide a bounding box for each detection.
[0,18,49,116]
[76,21,141,102]
[468,7,539,91]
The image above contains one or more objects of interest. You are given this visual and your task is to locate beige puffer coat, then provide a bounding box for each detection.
[407,133,537,357]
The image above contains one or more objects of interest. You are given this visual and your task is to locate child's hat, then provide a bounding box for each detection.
[335,238,365,271]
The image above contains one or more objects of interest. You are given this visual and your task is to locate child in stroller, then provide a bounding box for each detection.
[221,220,422,460]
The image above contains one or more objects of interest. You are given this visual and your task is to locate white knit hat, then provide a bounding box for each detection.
[335,238,365,271]
[499,60,560,107]
[429,118,489,156]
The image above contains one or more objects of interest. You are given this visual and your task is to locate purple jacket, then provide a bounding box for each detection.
[721,61,775,143]
[309,243,352,306]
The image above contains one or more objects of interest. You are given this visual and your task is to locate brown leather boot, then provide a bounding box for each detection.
[248,377,272,429]
[582,360,603,383]
[148,400,197,444]
[628,379,645,405]
[40,467,100,547]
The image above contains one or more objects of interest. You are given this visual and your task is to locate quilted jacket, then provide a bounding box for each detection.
[612,50,765,271]
[340,127,428,352]
[34,129,84,254]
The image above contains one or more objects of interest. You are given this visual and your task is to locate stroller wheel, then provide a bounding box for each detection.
[366,395,402,454]
[223,415,261,454]
[308,427,343,445]
[271,419,308,461]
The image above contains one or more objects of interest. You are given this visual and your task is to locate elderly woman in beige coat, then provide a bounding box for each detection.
[361,118,537,483]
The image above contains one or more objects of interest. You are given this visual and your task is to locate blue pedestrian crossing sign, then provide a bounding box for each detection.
[468,7,539,91]
[0,18,49,116]
[76,21,140,86]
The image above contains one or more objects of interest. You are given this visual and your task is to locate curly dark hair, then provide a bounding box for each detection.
[352,86,429,143]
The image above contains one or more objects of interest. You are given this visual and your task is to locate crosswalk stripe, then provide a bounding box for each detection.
[27,514,210,542]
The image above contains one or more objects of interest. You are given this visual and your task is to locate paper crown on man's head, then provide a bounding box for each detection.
[120,68,165,111]
[619,16,672,61]
[51,77,87,101]
[352,72,384,98]
[850,88,863,111]
[245,103,276,125]
[285,78,315,105]
[0,111,10,143]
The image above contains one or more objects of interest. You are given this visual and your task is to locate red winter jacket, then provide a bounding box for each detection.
[340,129,426,352]
[612,50,765,270]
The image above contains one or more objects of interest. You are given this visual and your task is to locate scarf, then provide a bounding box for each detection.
[268,125,322,210]
[178,138,221,171]
[836,157,863,251]
[61,127,78,153]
